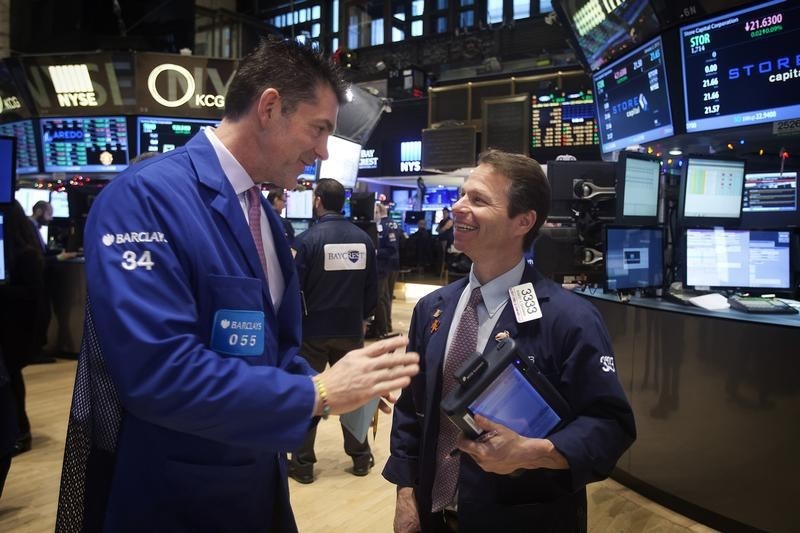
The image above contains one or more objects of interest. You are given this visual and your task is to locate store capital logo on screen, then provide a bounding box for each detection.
[147,63,226,109]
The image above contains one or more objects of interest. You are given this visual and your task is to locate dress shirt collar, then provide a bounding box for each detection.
[467,258,526,317]
[203,126,255,195]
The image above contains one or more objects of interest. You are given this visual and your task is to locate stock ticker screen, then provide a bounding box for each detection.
[593,37,674,153]
[41,116,129,173]
[530,92,598,149]
[681,0,800,132]
[0,120,39,174]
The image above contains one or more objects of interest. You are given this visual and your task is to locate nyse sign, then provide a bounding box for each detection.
[24,58,130,114]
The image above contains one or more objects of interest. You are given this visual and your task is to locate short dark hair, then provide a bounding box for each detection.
[224,35,347,120]
[314,178,345,213]
[32,200,51,214]
[477,149,551,250]
[266,188,285,205]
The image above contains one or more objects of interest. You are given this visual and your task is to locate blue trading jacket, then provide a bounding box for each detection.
[56,132,315,533]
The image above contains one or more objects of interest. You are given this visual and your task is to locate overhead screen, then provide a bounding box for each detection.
[318,135,361,189]
[685,228,792,290]
[680,157,746,226]
[0,120,39,175]
[137,116,219,155]
[41,116,129,173]
[593,37,674,153]
[553,0,662,72]
[530,91,598,150]
[680,0,800,133]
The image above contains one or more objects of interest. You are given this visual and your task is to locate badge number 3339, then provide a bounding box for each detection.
[121,250,155,271]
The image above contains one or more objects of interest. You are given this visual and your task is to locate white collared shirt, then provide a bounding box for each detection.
[203,127,284,308]
[443,258,526,360]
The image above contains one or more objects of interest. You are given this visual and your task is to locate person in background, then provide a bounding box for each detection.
[289,178,378,482]
[373,202,400,339]
[29,201,77,262]
[410,218,434,273]
[0,200,49,456]
[384,150,635,532]
[268,187,296,244]
[435,206,454,273]
[56,36,418,532]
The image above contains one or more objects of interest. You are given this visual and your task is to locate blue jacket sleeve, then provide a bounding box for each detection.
[545,299,636,489]
[383,299,426,487]
[84,174,316,453]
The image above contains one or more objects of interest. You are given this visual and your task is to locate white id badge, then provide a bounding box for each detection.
[508,282,543,323]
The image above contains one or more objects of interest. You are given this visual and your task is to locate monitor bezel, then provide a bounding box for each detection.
[616,151,662,225]
[679,155,747,228]
[603,224,665,292]
[317,134,361,189]
[682,226,795,293]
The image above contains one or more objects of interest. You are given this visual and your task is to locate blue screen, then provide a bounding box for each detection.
[41,116,129,173]
[605,226,664,290]
[0,213,5,282]
[593,36,675,153]
[0,121,39,174]
[0,137,14,204]
[686,228,792,289]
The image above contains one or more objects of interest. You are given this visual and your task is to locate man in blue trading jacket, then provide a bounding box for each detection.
[384,150,635,533]
[56,36,419,533]
[289,178,378,482]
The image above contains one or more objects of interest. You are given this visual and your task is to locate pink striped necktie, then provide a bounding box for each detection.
[246,186,269,278]
[431,285,483,512]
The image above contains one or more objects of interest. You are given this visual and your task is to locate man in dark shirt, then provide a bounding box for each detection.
[290,178,378,483]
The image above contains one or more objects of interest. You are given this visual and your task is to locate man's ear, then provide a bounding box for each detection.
[515,210,537,238]
[257,88,281,127]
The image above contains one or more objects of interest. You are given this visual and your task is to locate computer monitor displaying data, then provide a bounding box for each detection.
[0,120,39,174]
[680,156,746,226]
[14,187,50,216]
[41,116,129,172]
[616,151,661,225]
[685,228,792,290]
[605,226,664,291]
[50,190,69,218]
[137,116,218,154]
[318,135,361,189]
[286,189,314,220]
[0,136,16,205]
[741,171,799,228]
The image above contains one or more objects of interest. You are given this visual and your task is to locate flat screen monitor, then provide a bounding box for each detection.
[137,116,218,155]
[298,161,318,182]
[593,36,675,153]
[546,160,617,220]
[553,0,662,72]
[41,116,129,172]
[680,0,800,133]
[741,171,799,228]
[424,188,459,208]
[350,191,375,222]
[342,188,352,218]
[616,151,661,224]
[531,91,598,149]
[0,213,5,282]
[318,135,361,189]
[285,189,314,220]
[605,226,664,291]
[289,219,310,235]
[392,189,412,211]
[680,156,746,226]
[50,190,69,218]
[685,228,792,290]
[0,136,16,205]
[14,187,50,216]
[0,120,39,174]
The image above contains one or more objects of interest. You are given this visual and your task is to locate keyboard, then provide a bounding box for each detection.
[728,296,799,315]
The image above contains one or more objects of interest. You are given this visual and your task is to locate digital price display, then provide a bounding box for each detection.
[0,120,39,174]
[137,116,219,155]
[531,91,598,148]
[681,0,800,132]
[41,116,129,172]
[593,37,674,153]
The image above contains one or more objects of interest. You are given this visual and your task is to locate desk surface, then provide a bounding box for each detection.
[576,289,800,329]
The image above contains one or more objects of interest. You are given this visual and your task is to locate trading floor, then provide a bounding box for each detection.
[0,291,714,533]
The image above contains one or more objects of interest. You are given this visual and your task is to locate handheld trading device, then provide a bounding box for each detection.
[440,338,571,440]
